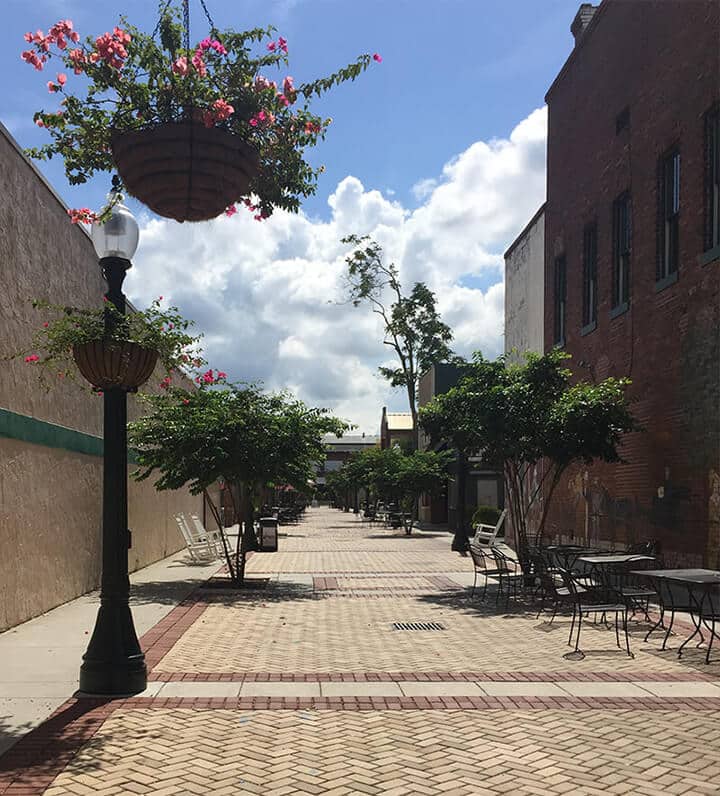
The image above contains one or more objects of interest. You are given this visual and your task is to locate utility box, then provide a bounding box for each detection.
[257,517,279,552]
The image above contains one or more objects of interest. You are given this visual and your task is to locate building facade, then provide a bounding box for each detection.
[316,433,380,489]
[0,122,201,630]
[379,408,414,450]
[504,204,546,361]
[542,0,720,564]
[418,363,503,525]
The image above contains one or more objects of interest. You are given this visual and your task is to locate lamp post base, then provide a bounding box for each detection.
[79,599,147,695]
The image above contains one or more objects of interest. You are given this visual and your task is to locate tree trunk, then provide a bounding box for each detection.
[451,451,469,552]
[203,488,236,582]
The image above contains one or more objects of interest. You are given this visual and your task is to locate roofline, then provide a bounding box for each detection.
[0,120,91,245]
[503,202,547,260]
[544,1,609,103]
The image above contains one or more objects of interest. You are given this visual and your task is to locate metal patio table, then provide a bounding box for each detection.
[544,545,600,570]
[630,568,720,664]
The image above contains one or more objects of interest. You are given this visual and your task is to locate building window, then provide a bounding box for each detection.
[657,148,680,282]
[706,106,720,252]
[553,254,566,345]
[612,192,631,309]
[582,223,598,330]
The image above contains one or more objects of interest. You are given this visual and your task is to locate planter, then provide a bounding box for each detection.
[111,121,260,223]
[73,340,158,391]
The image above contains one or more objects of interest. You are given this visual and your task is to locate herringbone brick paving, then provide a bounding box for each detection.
[43,708,720,795]
[154,593,716,674]
[5,507,720,794]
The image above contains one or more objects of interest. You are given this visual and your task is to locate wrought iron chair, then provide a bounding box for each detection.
[468,543,503,602]
[491,546,524,606]
[560,569,633,658]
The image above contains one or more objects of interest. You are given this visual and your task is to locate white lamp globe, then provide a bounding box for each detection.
[91,202,139,260]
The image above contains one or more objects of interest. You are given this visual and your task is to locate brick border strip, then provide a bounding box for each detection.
[141,600,208,670]
[71,695,720,711]
[149,669,720,682]
[0,699,115,796]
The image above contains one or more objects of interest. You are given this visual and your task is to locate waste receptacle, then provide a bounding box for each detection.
[257,517,279,552]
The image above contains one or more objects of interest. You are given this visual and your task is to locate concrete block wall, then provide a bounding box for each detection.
[0,123,202,630]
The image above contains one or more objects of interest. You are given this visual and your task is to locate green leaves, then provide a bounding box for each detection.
[328,446,451,506]
[342,236,455,434]
[22,4,378,219]
[129,383,349,496]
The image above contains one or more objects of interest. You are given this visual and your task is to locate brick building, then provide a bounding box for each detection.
[379,408,414,450]
[542,1,720,564]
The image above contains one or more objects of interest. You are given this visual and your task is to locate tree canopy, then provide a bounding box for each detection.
[342,234,455,446]
[420,349,637,563]
[129,381,347,582]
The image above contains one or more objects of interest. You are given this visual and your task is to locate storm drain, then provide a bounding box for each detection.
[392,621,446,631]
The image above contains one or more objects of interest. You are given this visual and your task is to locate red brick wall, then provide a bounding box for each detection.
[543,0,720,566]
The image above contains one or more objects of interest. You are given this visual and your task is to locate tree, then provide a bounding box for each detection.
[394,449,453,533]
[335,446,451,533]
[342,234,454,447]
[420,349,637,566]
[129,382,347,584]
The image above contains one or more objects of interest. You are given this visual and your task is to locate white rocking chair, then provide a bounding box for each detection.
[175,513,218,561]
[472,508,508,547]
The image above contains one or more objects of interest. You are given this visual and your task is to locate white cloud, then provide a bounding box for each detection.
[125,107,547,434]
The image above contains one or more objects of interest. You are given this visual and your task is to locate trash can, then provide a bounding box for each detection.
[257,517,279,552]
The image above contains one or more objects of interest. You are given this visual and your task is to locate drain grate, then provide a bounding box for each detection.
[392,621,446,631]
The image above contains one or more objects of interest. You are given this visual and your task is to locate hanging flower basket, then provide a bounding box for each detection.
[73,341,159,391]
[111,121,259,223]
[21,5,380,225]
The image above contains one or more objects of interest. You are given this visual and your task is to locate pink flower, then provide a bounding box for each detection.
[248,118,258,127]
[277,94,289,107]
[94,29,129,70]
[212,98,234,121]
[24,354,40,363]
[35,118,45,127]
[57,72,67,86]
[254,75,272,91]
[172,56,189,76]
[278,36,288,53]
[267,41,277,52]
[217,371,227,380]
[183,399,190,405]
[282,75,294,95]
[21,50,45,70]
[191,52,207,77]
[68,48,86,74]
[159,376,172,390]
[225,205,238,217]
[47,81,58,92]
[373,53,383,63]
[304,121,321,135]
[67,207,97,224]
[43,322,49,328]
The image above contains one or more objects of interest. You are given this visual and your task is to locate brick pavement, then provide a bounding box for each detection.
[3,506,720,795]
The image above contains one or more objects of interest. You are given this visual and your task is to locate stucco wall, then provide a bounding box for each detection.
[504,208,545,360]
[0,122,201,630]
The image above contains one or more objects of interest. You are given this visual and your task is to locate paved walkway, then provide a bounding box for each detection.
[1,507,720,795]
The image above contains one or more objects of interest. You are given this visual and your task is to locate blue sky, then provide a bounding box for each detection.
[1,0,581,431]
[3,0,579,219]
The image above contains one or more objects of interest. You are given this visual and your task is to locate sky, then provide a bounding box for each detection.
[2,0,582,433]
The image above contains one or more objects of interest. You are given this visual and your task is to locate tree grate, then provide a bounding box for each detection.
[392,621,446,631]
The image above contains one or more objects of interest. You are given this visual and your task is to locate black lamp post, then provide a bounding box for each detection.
[79,202,147,695]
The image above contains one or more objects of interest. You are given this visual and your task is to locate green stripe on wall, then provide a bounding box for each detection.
[0,407,140,462]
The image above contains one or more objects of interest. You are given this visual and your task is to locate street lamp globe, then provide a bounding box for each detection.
[91,202,139,261]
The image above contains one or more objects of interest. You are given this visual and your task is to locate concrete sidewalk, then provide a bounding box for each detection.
[0,550,219,756]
